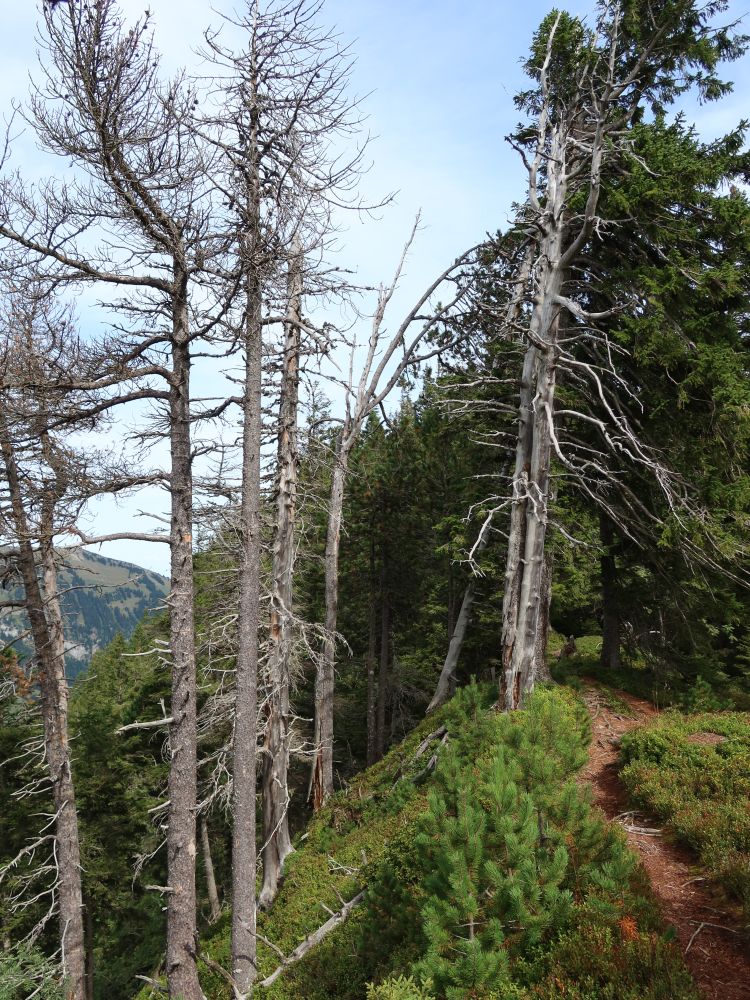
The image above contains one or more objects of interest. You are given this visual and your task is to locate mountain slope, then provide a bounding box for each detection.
[0,549,168,679]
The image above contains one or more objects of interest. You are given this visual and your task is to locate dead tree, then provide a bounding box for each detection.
[495,3,742,709]
[200,1,377,950]
[0,287,122,1000]
[0,5,222,995]
[310,227,475,806]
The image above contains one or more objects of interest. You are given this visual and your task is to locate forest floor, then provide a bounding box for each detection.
[580,682,750,1000]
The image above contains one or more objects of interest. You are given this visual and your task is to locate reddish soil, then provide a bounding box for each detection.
[580,683,750,1000]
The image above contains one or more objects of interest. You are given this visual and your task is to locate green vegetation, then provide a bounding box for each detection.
[0,946,65,1000]
[620,711,750,920]
[160,686,698,1000]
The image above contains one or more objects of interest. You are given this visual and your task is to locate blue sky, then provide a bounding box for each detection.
[1,1,749,575]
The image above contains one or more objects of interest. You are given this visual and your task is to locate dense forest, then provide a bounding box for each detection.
[1,1,750,999]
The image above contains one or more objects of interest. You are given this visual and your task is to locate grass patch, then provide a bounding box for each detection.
[620,710,750,920]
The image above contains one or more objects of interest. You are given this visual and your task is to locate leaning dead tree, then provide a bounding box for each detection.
[310,225,476,807]
[494,1,746,709]
[0,3,225,996]
[0,290,88,1000]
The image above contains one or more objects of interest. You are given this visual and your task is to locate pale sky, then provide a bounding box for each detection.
[1,1,749,575]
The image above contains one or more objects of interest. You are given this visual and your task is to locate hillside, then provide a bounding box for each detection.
[136,684,700,1000]
[0,549,168,679]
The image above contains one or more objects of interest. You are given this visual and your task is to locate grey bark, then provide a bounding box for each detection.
[310,451,347,809]
[199,817,221,925]
[231,257,263,993]
[0,416,86,1000]
[259,251,301,910]
[165,309,202,1000]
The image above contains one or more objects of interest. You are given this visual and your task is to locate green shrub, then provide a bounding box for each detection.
[0,946,65,1000]
[620,710,750,917]
[366,975,434,999]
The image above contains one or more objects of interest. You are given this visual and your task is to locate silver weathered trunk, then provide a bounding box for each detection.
[165,287,203,1000]
[0,419,86,1000]
[231,259,263,993]
[310,449,348,808]
[501,125,566,710]
[259,251,301,909]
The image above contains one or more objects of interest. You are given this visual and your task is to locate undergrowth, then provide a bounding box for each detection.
[137,684,697,999]
[620,710,750,921]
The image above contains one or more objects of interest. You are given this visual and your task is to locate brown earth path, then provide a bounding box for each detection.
[580,683,750,1000]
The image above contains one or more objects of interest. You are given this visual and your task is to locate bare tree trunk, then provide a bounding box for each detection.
[165,297,202,1000]
[428,515,494,713]
[231,260,263,994]
[0,420,86,1000]
[501,118,568,710]
[375,577,390,761]
[599,513,622,670]
[502,340,557,709]
[259,251,301,910]
[365,531,378,766]
[199,817,221,924]
[310,450,348,808]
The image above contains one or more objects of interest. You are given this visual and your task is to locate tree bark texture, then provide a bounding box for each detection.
[501,123,567,710]
[259,251,301,909]
[599,513,622,670]
[0,419,86,1000]
[310,451,348,808]
[231,260,263,993]
[165,289,202,1000]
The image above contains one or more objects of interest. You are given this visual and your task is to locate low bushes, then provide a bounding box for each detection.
[620,710,750,919]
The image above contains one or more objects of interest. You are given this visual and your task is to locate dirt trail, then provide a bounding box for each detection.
[581,683,750,1000]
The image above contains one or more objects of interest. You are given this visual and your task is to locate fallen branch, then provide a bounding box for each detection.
[412,732,450,786]
[258,890,365,988]
[117,716,173,734]
[134,975,167,994]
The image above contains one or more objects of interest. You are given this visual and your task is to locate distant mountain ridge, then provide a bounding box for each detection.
[0,549,169,680]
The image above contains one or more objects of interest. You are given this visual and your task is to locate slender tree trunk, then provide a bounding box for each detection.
[165,285,202,1000]
[365,529,378,766]
[199,817,221,924]
[599,513,621,670]
[375,576,390,761]
[427,514,494,713]
[259,250,301,909]
[310,447,348,808]
[0,420,86,1000]
[231,259,263,993]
